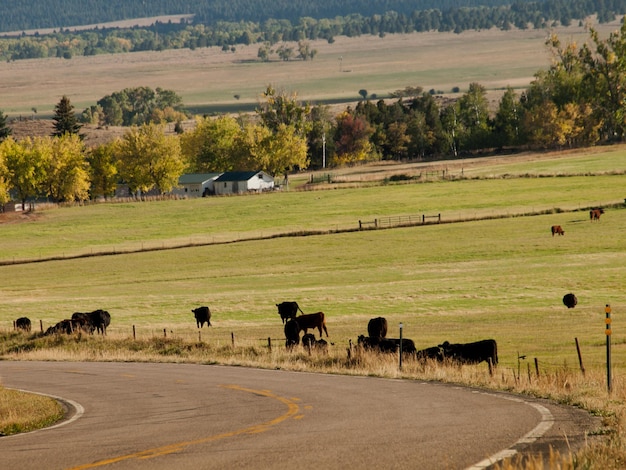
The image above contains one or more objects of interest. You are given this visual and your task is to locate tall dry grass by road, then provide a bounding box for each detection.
[0,329,622,469]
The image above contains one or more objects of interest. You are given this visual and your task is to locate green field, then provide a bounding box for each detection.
[1,147,626,375]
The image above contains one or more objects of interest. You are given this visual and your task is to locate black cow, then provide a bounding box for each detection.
[563,293,578,309]
[367,317,388,339]
[15,317,31,332]
[71,312,93,333]
[387,337,417,355]
[45,319,79,335]
[302,333,329,352]
[89,309,111,335]
[276,301,303,324]
[284,319,301,349]
[440,339,498,365]
[357,335,399,353]
[192,306,211,328]
[416,346,445,362]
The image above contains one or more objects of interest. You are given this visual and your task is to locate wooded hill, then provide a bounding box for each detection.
[1,0,624,62]
[1,0,623,33]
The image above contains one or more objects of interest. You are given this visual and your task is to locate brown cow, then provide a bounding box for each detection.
[294,312,328,338]
[590,208,604,221]
[551,225,564,236]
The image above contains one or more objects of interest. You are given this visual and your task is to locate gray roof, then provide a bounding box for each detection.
[178,173,222,184]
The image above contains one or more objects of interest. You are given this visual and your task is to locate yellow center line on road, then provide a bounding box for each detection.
[67,384,304,469]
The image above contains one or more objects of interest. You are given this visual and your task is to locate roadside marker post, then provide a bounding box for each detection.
[399,323,404,370]
[605,304,612,394]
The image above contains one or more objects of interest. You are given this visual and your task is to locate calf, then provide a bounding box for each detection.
[416,346,444,362]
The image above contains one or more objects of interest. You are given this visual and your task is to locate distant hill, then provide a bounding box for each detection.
[0,1,557,32]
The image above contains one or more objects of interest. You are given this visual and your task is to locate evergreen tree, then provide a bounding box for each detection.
[0,110,12,142]
[52,95,82,137]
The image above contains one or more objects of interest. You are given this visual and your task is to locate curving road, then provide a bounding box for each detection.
[0,362,597,469]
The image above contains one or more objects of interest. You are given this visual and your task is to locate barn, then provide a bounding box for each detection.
[213,171,275,195]
[174,173,222,197]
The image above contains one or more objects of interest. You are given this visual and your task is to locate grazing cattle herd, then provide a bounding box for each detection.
[13,204,608,369]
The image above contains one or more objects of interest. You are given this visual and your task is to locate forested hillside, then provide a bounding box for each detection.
[0,0,624,62]
[0,0,623,33]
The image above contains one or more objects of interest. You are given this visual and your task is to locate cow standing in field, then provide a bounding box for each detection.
[15,317,31,332]
[551,225,564,236]
[293,312,328,338]
[563,293,578,309]
[439,339,498,366]
[276,301,303,324]
[284,319,301,349]
[590,208,604,221]
[192,306,211,328]
[367,317,388,339]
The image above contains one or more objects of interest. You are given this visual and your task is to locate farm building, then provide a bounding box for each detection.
[174,173,222,197]
[213,171,275,195]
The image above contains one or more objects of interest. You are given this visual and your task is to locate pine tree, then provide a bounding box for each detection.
[0,110,12,142]
[52,95,82,137]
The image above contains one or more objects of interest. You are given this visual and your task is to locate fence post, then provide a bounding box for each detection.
[163,328,167,338]
[268,337,271,352]
[575,337,585,375]
[231,332,235,348]
[534,358,539,377]
[606,304,612,394]
[132,325,136,340]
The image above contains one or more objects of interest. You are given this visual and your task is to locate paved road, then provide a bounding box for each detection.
[0,362,597,469]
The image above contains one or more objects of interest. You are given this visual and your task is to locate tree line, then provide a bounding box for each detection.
[0,0,624,61]
[1,21,626,206]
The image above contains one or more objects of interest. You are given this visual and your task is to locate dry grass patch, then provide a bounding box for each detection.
[0,386,63,436]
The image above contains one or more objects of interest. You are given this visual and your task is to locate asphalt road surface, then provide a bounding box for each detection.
[0,362,598,469]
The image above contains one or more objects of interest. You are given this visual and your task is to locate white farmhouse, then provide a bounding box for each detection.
[213,171,275,195]
[174,173,222,197]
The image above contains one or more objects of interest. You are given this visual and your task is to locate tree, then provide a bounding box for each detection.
[115,124,185,195]
[87,142,118,200]
[0,110,12,142]
[358,89,368,100]
[0,141,10,204]
[52,95,82,137]
[493,86,521,148]
[257,86,312,137]
[2,137,46,210]
[455,82,492,151]
[333,111,375,165]
[42,134,90,202]
[180,115,242,172]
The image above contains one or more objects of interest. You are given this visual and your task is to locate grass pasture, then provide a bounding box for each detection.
[0,19,623,117]
[0,146,625,375]
[2,149,626,465]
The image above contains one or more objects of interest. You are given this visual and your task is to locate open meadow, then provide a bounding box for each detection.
[0,19,623,117]
[2,146,626,465]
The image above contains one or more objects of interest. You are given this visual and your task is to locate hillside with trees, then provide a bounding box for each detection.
[0,1,624,61]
